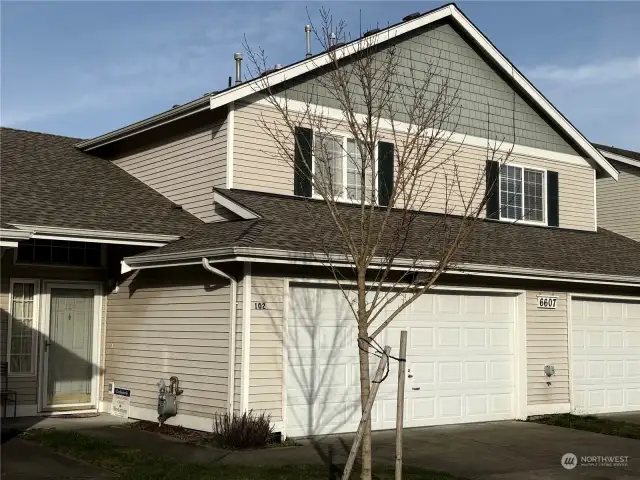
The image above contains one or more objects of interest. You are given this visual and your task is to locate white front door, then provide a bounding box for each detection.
[286,285,517,437]
[571,298,640,414]
[41,283,102,410]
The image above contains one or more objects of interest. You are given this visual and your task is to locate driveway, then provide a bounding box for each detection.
[224,420,640,479]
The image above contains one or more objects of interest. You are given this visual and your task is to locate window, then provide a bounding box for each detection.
[8,281,38,375]
[313,133,375,202]
[500,165,545,223]
[16,239,102,267]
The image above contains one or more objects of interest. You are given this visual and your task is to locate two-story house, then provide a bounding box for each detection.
[2,4,639,435]
[595,144,640,243]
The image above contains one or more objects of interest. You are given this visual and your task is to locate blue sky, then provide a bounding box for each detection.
[2,1,639,149]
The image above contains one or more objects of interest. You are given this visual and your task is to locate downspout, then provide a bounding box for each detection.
[202,258,237,414]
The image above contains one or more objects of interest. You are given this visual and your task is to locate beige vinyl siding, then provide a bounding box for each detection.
[103,266,231,418]
[597,160,640,242]
[526,291,569,406]
[113,117,227,222]
[233,100,596,231]
[247,274,284,420]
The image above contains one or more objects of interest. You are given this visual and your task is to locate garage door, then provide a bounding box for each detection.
[571,298,640,414]
[286,285,516,437]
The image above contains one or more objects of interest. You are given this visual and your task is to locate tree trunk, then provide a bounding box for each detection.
[357,327,372,480]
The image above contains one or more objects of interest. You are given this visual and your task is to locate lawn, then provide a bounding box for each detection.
[529,413,640,440]
[23,429,465,480]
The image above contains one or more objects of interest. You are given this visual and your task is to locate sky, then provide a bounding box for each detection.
[2,1,639,150]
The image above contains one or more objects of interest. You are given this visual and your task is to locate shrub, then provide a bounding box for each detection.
[213,410,273,449]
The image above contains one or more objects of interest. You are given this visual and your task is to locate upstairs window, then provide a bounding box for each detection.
[313,133,376,203]
[500,165,546,223]
[16,239,102,267]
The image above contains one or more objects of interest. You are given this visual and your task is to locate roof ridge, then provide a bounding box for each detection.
[1,126,84,142]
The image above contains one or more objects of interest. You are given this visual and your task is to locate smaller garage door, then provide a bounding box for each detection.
[572,298,640,414]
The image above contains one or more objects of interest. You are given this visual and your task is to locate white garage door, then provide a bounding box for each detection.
[286,285,516,437]
[571,298,640,414]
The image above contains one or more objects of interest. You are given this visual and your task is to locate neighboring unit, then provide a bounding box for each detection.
[2,3,638,434]
[594,144,640,243]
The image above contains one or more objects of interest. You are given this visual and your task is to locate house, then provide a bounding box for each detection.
[594,144,640,243]
[1,3,639,436]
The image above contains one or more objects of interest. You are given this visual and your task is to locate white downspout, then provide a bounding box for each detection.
[201,257,237,414]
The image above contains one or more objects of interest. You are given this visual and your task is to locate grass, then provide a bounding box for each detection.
[23,429,464,480]
[529,413,640,440]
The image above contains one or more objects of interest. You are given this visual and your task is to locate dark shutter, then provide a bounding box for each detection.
[547,171,559,227]
[294,127,313,197]
[377,142,394,207]
[486,160,500,219]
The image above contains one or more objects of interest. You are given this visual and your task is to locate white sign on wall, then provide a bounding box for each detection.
[111,387,131,418]
[537,296,558,309]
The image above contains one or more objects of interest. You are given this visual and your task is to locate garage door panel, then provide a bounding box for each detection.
[571,298,640,414]
[287,286,517,436]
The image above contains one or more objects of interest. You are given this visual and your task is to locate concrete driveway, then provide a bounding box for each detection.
[285,421,640,479]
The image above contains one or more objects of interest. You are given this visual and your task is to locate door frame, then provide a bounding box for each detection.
[38,281,103,412]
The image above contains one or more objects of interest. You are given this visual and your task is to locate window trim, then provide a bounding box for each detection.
[498,163,548,226]
[7,278,40,377]
[311,130,379,205]
[13,241,106,269]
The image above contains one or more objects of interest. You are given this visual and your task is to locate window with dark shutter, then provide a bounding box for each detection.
[294,127,313,197]
[547,171,559,227]
[486,160,500,219]
[377,142,394,207]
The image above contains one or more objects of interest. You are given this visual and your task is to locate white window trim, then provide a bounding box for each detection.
[498,163,548,226]
[311,130,379,205]
[7,278,40,377]
[13,241,107,270]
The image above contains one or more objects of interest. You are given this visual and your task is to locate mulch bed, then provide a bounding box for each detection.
[129,420,217,445]
[129,420,299,449]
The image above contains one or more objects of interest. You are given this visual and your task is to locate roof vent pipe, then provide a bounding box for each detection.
[305,25,312,57]
[329,32,337,47]
[234,53,243,84]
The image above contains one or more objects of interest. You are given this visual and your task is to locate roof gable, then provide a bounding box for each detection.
[76,4,617,180]
[275,20,579,157]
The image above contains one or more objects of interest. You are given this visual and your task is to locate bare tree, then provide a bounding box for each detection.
[244,8,514,480]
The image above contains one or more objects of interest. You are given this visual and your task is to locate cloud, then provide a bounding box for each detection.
[526,56,640,149]
[526,55,640,84]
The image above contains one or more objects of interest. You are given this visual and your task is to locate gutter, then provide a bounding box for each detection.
[123,247,640,288]
[9,224,180,247]
[201,258,237,415]
[75,98,211,151]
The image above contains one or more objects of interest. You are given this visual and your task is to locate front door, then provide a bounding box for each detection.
[45,288,95,408]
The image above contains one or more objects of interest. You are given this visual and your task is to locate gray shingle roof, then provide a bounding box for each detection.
[0,127,202,236]
[594,143,640,162]
[130,188,640,280]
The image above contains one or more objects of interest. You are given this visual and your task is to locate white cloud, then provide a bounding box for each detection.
[526,55,640,84]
